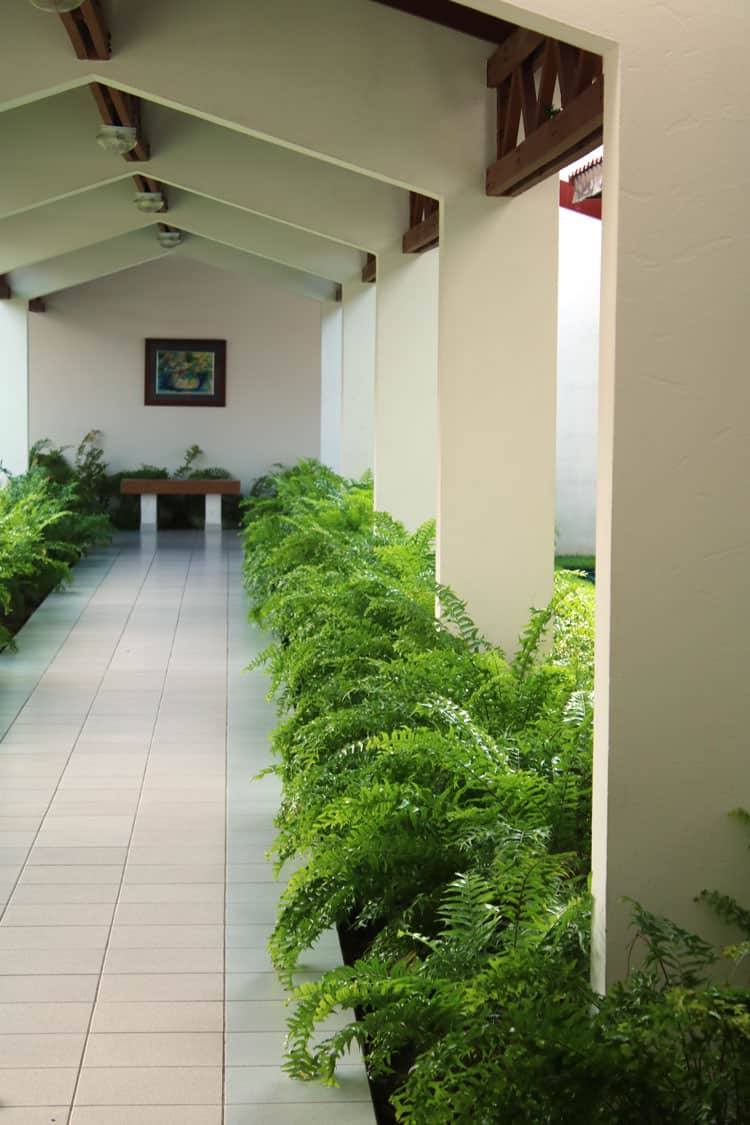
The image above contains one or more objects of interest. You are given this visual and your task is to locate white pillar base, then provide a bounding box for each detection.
[204,493,222,528]
[140,494,157,529]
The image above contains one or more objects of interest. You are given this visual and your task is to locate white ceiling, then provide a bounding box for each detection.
[0,0,505,303]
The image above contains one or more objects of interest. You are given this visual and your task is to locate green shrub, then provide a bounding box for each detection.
[0,464,110,647]
[110,443,240,529]
[241,459,750,1123]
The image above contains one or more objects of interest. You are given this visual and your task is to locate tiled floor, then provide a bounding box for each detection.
[0,532,375,1124]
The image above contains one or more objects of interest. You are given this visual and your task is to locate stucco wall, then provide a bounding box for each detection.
[556,206,601,556]
[28,255,322,491]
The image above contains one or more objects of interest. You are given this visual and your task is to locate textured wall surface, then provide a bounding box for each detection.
[29,256,322,491]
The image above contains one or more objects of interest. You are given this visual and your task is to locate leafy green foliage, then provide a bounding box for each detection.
[243,460,750,1123]
[0,459,110,647]
[109,442,239,528]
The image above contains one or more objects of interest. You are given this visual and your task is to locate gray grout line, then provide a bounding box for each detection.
[0,550,120,742]
[66,542,192,1121]
[222,545,230,1125]
[0,537,372,1118]
[0,553,130,926]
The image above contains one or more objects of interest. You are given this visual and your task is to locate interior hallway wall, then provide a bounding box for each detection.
[28,255,322,491]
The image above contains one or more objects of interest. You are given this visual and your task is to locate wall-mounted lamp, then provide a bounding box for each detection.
[29,0,83,11]
[134,191,165,213]
[158,230,182,249]
[96,125,138,155]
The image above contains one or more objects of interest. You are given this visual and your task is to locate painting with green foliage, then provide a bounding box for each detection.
[156,349,215,396]
[145,338,226,406]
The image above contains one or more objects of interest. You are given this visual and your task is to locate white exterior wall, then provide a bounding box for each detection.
[556,206,601,557]
[28,256,321,491]
[0,299,29,477]
[320,301,343,471]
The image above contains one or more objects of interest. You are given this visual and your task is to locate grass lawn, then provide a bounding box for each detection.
[555,555,595,586]
[555,554,595,572]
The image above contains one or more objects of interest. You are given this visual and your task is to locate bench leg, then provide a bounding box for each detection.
[140,494,157,530]
[204,494,222,529]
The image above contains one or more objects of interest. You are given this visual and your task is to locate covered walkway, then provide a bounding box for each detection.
[0,533,374,1124]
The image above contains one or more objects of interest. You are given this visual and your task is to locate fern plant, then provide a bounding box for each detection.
[241,459,750,1123]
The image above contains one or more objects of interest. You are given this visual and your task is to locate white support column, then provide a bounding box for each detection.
[591,40,750,990]
[437,180,559,655]
[320,301,343,472]
[204,493,222,528]
[374,242,439,529]
[340,277,376,480]
[140,494,157,529]
[0,299,29,477]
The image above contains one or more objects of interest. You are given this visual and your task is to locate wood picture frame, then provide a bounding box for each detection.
[144,338,226,407]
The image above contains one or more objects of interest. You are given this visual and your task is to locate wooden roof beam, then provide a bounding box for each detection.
[486,29,545,88]
[60,0,110,61]
[90,83,150,162]
[361,253,377,283]
[487,74,603,197]
[29,298,46,313]
[402,192,439,254]
[0,275,11,299]
[486,35,603,198]
[369,1,515,44]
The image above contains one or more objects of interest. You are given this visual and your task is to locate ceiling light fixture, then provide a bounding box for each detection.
[134,191,165,213]
[158,230,182,249]
[96,124,137,155]
[29,0,83,11]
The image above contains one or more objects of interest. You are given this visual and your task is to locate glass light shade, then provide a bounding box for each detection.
[96,124,137,154]
[134,192,164,213]
[158,231,181,248]
[30,0,83,10]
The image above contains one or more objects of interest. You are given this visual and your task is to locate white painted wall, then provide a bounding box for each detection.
[28,256,321,491]
[0,299,29,477]
[340,278,376,480]
[438,180,559,656]
[320,302,343,471]
[556,207,601,556]
[375,243,439,530]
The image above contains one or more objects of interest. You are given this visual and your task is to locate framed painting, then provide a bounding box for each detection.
[145,338,226,407]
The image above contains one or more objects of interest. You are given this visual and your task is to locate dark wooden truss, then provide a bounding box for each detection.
[403,193,439,254]
[368,0,513,43]
[59,0,110,60]
[361,253,377,284]
[486,30,603,197]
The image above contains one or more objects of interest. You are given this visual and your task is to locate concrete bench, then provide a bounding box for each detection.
[120,479,241,529]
